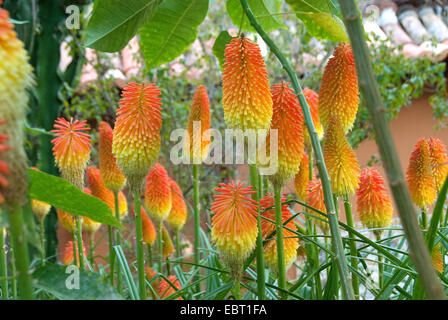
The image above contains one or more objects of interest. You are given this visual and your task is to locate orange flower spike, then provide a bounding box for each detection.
[144,163,172,223]
[262,82,304,189]
[98,121,126,192]
[306,178,329,233]
[51,118,91,189]
[112,82,162,194]
[185,85,211,162]
[166,178,187,231]
[319,43,359,133]
[406,138,437,208]
[62,240,87,266]
[427,138,448,191]
[30,168,51,221]
[162,226,175,259]
[57,209,80,233]
[323,116,360,195]
[432,244,444,273]
[0,120,10,204]
[356,168,393,231]
[132,205,157,245]
[211,181,258,279]
[302,87,323,146]
[222,36,273,131]
[86,166,128,219]
[259,195,299,272]
[158,275,182,300]
[294,153,310,201]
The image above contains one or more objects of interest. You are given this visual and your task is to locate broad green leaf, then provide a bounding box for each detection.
[140,0,209,70]
[226,0,283,33]
[28,169,122,228]
[33,263,124,300]
[286,0,348,42]
[212,30,234,68]
[86,0,162,52]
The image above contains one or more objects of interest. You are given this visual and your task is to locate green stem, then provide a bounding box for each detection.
[192,164,200,289]
[7,205,33,299]
[133,194,146,300]
[0,227,8,299]
[249,164,266,300]
[337,0,445,300]
[375,232,384,289]
[421,207,427,230]
[175,229,181,259]
[10,247,17,299]
[147,244,153,267]
[240,0,354,300]
[233,279,242,300]
[72,231,78,266]
[108,225,115,285]
[89,233,94,268]
[113,191,122,292]
[343,193,359,299]
[39,218,46,266]
[273,185,287,300]
[158,222,163,273]
[75,216,84,270]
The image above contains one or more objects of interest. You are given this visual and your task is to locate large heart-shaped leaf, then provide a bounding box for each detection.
[86,0,162,52]
[28,169,122,228]
[140,0,209,70]
[33,263,124,300]
[226,0,283,33]
[286,0,348,42]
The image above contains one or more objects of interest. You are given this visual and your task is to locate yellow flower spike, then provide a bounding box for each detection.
[62,240,86,267]
[356,168,393,231]
[166,178,187,231]
[306,177,329,233]
[302,87,323,147]
[0,4,33,123]
[0,5,33,207]
[319,43,359,133]
[406,138,437,208]
[427,138,448,191]
[162,226,175,259]
[144,163,172,223]
[185,85,211,162]
[99,121,126,192]
[260,82,304,189]
[51,118,91,189]
[81,187,101,235]
[323,116,360,195]
[259,194,299,273]
[222,35,273,131]
[294,153,310,201]
[211,181,258,279]
[57,209,80,233]
[86,166,128,219]
[112,82,162,194]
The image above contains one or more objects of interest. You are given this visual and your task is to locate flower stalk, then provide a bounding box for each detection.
[0,227,8,299]
[273,185,287,300]
[134,195,146,300]
[337,0,446,300]
[192,164,200,285]
[343,192,359,298]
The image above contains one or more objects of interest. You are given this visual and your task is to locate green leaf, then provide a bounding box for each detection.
[86,0,162,52]
[28,169,122,228]
[226,0,283,33]
[33,263,124,300]
[212,30,234,68]
[140,0,209,70]
[286,0,348,42]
